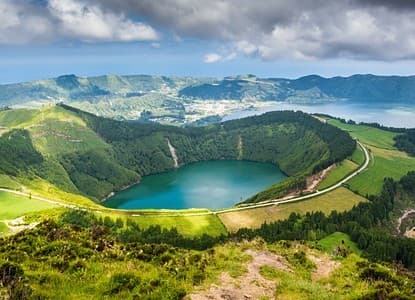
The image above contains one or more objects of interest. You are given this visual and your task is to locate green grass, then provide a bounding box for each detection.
[219,187,367,232]
[350,144,365,165]
[328,119,415,196]
[100,211,227,237]
[348,147,415,195]
[318,232,361,254]
[0,191,56,220]
[0,108,39,128]
[0,174,21,190]
[318,160,358,190]
[19,178,102,209]
[0,221,8,233]
[327,119,398,149]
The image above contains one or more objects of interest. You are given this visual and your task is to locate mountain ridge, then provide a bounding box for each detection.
[2,73,415,125]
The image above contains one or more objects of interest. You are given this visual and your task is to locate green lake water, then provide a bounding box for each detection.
[103,160,287,209]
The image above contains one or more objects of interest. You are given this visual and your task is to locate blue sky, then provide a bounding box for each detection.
[1,0,415,83]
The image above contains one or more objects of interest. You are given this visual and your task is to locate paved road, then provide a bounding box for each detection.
[0,140,370,218]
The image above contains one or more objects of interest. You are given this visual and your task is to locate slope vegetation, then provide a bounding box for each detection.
[0,105,356,205]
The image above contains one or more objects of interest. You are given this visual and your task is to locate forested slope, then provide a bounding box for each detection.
[0,105,355,204]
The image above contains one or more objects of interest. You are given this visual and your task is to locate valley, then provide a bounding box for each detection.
[1,104,415,299]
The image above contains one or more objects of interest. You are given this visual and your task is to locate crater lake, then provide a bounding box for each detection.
[103,160,287,210]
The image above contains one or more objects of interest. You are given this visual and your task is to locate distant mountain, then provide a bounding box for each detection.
[285,74,415,103]
[180,74,415,103]
[1,73,415,125]
[0,74,201,106]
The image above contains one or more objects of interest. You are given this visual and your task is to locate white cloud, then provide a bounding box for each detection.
[203,52,237,63]
[2,0,415,61]
[48,0,158,42]
[204,53,222,63]
[93,0,415,61]
[225,52,237,60]
[236,41,258,55]
[0,0,159,45]
[0,0,53,44]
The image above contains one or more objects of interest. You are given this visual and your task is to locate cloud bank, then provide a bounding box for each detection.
[1,0,415,61]
[0,0,158,44]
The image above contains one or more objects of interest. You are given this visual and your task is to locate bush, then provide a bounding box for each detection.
[60,210,97,228]
[107,272,141,295]
[0,262,24,286]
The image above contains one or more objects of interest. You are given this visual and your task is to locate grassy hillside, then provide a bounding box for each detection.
[327,118,415,195]
[219,187,366,232]
[0,192,55,220]
[0,108,414,299]
[0,105,356,206]
[0,106,138,201]
[317,232,361,254]
[318,159,358,189]
[0,210,413,299]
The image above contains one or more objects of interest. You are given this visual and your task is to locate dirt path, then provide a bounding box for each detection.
[188,249,291,300]
[305,164,335,192]
[308,252,339,280]
[404,227,415,239]
[2,217,39,234]
[396,209,415,234]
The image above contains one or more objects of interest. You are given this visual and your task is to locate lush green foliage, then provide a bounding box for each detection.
[326,117,415,196]
[395,129,415,155]
[0,105,355,203]
[0,211,244,299]
[64,105,354,200]
[1,209,414,299]
[318,159,358,190]
[235,172,415,270]
[219,187,366,232]
[317,232,361,254]
[327,118,397,150]
[244,175,307,203]
[0,130,43,177]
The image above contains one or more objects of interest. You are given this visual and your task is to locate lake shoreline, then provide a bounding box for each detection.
[102,160,287,210]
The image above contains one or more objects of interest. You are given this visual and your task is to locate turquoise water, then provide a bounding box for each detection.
[104,160,286,209]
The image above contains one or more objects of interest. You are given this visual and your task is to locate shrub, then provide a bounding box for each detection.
[107,272,141,295]
[0,262,24,286]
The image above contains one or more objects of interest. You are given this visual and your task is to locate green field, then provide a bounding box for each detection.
[348,147,415,195]
[0,174,21,190]
[350,144,365,165]
[219,187,366,232]
[328,119,415,196]
[0,191,56,220]
[318,159,358,190]
[318,232,361,254]
[100,211,228,237]
[327,119,398,149]
[0,221,8,233]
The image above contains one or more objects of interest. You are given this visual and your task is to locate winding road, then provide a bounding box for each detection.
[0,140,370,218]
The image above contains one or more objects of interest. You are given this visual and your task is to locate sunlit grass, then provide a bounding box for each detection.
[219,187,366,232]
[0,191,56,220]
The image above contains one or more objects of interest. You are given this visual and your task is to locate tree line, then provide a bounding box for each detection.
[235,171,415,269]
[59,104,355,201]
